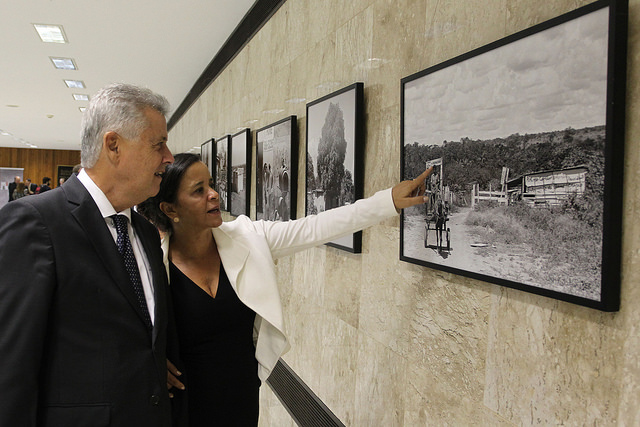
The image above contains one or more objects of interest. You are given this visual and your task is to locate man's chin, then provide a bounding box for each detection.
[139,184,161,204]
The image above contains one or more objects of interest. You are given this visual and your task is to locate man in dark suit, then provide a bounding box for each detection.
[0,83,181,426]
[39,176,52,193]
[7,175,20,201]
[25,178,37,194]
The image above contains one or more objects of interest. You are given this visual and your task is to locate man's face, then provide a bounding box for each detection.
[118,108,174,204]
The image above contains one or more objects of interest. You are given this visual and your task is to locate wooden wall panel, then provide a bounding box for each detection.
[0,148,80,188]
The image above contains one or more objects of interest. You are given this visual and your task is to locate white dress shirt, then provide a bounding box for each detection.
[77,169,155,324]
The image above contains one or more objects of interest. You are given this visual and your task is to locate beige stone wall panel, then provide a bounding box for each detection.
[166,0,640,425]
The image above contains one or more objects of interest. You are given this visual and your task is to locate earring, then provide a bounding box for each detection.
[173,217,180,223]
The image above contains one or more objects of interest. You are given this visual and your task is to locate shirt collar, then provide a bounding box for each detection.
[77,169,132,221]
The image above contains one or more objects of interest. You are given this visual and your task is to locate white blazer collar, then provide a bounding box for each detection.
[211,226,250,293]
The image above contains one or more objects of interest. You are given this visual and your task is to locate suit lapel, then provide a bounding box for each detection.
[64,176,153,333]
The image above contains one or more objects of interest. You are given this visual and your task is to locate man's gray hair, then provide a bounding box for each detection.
[80,83,170,168]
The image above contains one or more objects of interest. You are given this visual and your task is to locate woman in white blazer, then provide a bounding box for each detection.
[140,153,431,426]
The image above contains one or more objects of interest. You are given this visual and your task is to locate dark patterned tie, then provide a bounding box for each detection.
[111,214,152,330]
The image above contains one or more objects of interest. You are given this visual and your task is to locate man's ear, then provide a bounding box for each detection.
[103,131,120,162]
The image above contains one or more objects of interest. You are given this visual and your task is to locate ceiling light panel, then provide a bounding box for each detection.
[33,24,68,43]
[50,57,77,70]
[73,94,89,101]
[64,80,85,89]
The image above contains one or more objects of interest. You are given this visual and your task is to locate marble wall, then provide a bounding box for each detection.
[168,0,640,425]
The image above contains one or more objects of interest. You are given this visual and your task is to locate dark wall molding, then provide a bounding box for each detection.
[267,358,346,427]
[167,0,286,130]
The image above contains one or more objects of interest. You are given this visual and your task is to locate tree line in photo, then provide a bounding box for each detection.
[404,125,606,221]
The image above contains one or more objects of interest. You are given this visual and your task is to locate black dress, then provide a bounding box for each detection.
[170,261,260,426]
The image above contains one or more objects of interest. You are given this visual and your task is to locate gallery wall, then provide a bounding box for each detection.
[167,0,640,425]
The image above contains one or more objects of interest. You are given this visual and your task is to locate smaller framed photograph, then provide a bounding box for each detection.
[201,138,214,175]
[306,82,364,253]
[230,128,252,217]
[215,135,230,212]
[256,116,298,221]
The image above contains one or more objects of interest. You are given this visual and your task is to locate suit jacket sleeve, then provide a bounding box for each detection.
[255,187,397,260]
[0,200,56,423]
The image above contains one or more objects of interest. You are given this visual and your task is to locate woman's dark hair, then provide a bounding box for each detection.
[137,152,201,232]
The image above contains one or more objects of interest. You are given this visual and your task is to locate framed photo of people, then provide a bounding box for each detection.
[399,0,627,311]
[256,116,298,221]
[305,82,365,253]
[230,128,252,218]
[215,135,230,212]
[201,138,214,175]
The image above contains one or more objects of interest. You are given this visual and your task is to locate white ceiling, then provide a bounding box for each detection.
[0,0,256,151]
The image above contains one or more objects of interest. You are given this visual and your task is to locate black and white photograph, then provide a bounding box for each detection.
[201,138,213,175]
[215,135,230,212]
[230,128,251,218]
[400,0,626,311]
[306,82,364,252]
[256,116,298,221]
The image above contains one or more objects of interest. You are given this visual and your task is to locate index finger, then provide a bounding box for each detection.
[413,166,434,183]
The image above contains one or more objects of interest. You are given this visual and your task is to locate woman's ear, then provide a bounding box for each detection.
[159,201,177,221]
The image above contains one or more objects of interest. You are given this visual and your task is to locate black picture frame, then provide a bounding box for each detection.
[201,138,214,175]
[56,165,74,187]
[256,115,298,221]
[215,135,231,212]
[305,82,365,253]
[400,0,627,311]
[230,128,252,218]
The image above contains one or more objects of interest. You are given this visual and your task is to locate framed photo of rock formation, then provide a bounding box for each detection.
[306,82,365,253]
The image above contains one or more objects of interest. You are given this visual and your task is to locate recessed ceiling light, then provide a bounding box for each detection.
[6,105,19,108]
[73,94,89,101]
[79,107,86,113]
[33,24,68,43]
[50,57,77,70]
[64,80,85,89]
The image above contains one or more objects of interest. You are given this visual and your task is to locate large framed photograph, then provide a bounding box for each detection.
[256,116,298,221]
[400,0,627,311]
[201,138,213,175]
[230,128,252,218]
[215,135,230,212]
[306,82,365,252]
